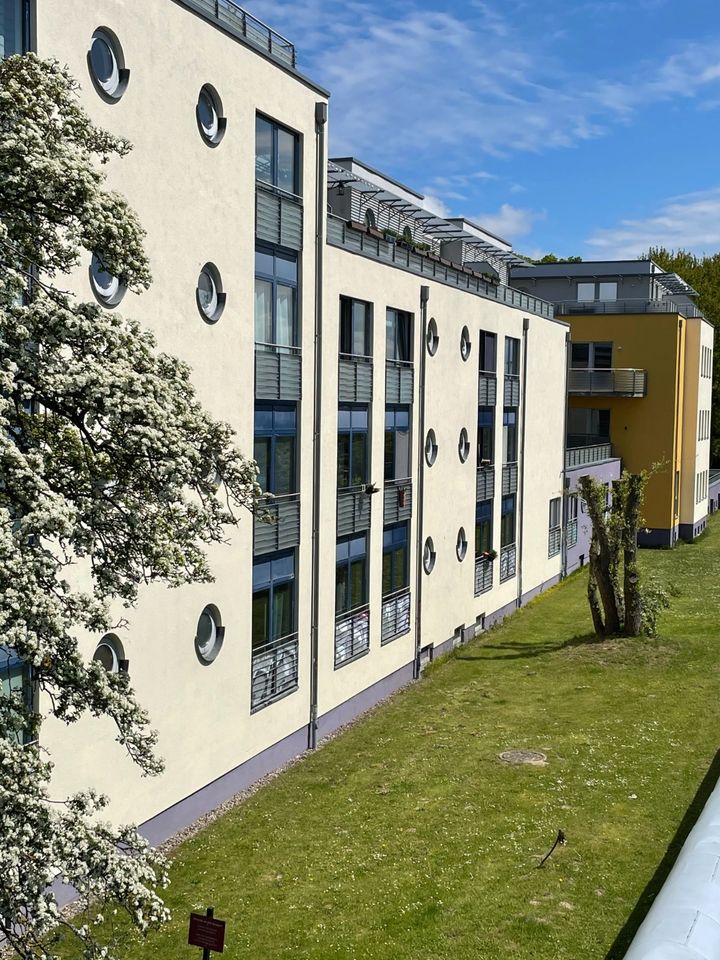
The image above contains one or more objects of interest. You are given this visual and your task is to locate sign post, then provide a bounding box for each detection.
[188,907,226,958]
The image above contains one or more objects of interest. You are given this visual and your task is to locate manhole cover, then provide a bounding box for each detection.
[499,750,547,765]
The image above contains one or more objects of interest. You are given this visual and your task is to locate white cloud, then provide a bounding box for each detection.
[421,193,451,217]
[584,188,720,259]
[474,203,545,242]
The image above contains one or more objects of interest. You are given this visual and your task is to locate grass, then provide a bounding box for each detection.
[78,520,720,959]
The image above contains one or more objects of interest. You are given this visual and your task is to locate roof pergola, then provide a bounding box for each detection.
[656,272,699,298]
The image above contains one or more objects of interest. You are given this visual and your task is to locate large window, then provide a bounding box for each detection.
[571,341,612,369]
[1,645,32,745]
[567,407,610,446]
[504,337,520,376]
[478,407,494,464]
[386,308,412,362]
[475,500,493,556]
[503,408,517,462]
[479,331,497,372]
[255,115,299,194]
[382,523,409,597]
[1,0,25,58]
[340,297,372,356]
[384,406,411,481]
[501,495,516,547]
[338,405,369,489]
[254,403,296,496]
[336,533,368,615]
[577,281,617,302]
[255,246,298,348]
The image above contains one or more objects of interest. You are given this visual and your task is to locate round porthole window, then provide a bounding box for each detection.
[426,317,439,356]
[425,428,438,467]
[460,325,472,361]
[195,604,224,664]
[456,527,468,561]
[196,84,226,146]
[458,427,470,463]
[89,253,126,307]
[423,536,436,574]
[196,263,225,323]
[88,28,128,101]
[93,633,125,674]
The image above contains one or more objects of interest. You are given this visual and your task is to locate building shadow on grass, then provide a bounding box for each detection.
[456,632,601,661]
[603,747,720,959]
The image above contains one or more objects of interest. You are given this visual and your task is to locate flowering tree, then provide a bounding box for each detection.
[0,55,261,958]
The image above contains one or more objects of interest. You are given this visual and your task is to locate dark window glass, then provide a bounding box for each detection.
[336,534,368,614]
[256,114,299,194]
[252,551,295,648]
[571,343,590,369]
[501,495,516,547]
[384,406,411,480]
[340,297,371,356]
[567,407,611,445]
[478,407,494,464]
[382,523,409,596]
[254,403,297,495]
[479,331,497,372]
[593,342,613,369]
[475,499,493,556]
[338,405,369,489]
[503,408,517,462]
[255,116,273,184]
[386,308,413,362]
[504,337,520,376]
[255,246,298,347]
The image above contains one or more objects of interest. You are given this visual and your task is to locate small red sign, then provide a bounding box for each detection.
[188,913,226,953]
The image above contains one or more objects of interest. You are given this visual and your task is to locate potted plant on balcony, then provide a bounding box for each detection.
[481,548,497,561]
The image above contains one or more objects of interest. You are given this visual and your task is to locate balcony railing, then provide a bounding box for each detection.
[548,526,561,558]
[504,375,520,406]
[381,590,411,644]
[565,443,614,469]
[474,556,493,595]
[502,462,518,496]
[337,487,372,536]
[327,216,554,320]
[186,0,296,67]
[335,605,370,667]
[251,633,298,711]
[500,543,516,582]
[255,342,301,400]
[479,371,497,406]
[568,368,647,397]
[566,519,578,548]
[254,493,300,556]
[338,352,373,403]
[476,465,495,501]
[383,478,412,523]
[556,298,704,318]
[386,358,414,404]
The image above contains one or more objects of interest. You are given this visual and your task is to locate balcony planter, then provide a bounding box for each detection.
[479,459,493,469]
[367,226,384,240]
[481,549,497,561]
[348,219,367,233]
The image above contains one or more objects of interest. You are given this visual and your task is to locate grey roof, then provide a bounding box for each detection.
[510,259,666,278]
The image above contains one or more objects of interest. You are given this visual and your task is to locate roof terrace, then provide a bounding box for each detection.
[185,0,296,68]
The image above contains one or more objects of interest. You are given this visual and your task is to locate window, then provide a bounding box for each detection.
[422,536,436,574]
[336,534,368,614]
[475,500,493,556]
[255,115,299,194]
[500,495,516,547]
[503,408,517,462]
[549,497,561,530]
[479,331,497,372]
[424,428,438,467]
[577,282,595,301]
[340,297,372,356]
[194,606,224,664]
[458,427,470,463]
[478,407,494,465]
[567,407,610,445]
[383,523,408,596]
[504,337,520,376]
[460,326,472,361]
[90,253,126,308]
[93,633,126,673]
[1,0,24,57]
[456,527,468,561]
[196,262,225,323]
[426,317,439,356]
[567,494,579,547]
[196,84,226,146]
[254,403,296,496]
[88,27,128,101]
[1,645,33,745]
[384,406,410,481]
[338,405,368,489]
[255,246,297,347]
[571,342,612,369]
[253,552,295,648]
[598,282,617,301]
[386,308,412,362]
[548,497,561,558]
[576,281,617,302]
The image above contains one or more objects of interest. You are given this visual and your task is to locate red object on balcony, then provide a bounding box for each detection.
[398,487,406,507]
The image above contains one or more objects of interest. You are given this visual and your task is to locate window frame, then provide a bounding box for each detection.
[503,407,518,463]
[337,404,369,490]
[384,405,411,482]
[386,307,413,363]
[478,407,494,465]
[475,499,493,557]
[254,244,299,348]
[504,337,520,377]
[254,402,297,496]
[255,113,300,195]
[340,296,372,357]
[252,550,296,651]
[382,522,409,597]
[335,533,368,616]
[500,494,516,547]
[479,330,497,373]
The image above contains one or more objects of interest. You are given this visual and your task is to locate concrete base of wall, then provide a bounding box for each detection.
[638,526,678,548]
[679,516,708,541]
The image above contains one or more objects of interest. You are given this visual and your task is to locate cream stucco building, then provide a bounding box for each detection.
[5,0,571,842]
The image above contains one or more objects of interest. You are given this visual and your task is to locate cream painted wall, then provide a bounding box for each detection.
[680,318,715,525]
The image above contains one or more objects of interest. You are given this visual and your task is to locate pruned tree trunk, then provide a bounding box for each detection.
[623,473,644,636]
[587,558,605,635]
[579,476,622,635]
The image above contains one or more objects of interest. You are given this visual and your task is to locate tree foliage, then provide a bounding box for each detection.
[577,472,669,638]
[644,246,720,465]
[0,55,261,958]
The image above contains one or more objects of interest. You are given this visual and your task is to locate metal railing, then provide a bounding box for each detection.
[478,371,497,405]
[187,0,296,67]
[381,590,411,644]
[502,462,518,495]
[255,340,301,355]
[566,519,578,548]
[568,368,647,397]
[565,443,613,469]
[327,216,554,320]
[335,605,370,667]
[250,633,298,711]
[500,543,517,582]
[548,526,561,558]
[474,556,493,595]
[556,298,704,318]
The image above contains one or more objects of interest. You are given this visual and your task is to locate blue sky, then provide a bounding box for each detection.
[246,0,720,260]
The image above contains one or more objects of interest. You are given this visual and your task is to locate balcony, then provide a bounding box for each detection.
[256,180,303,251]
[338,353,373,403]
[556,298,704,319]
[500,543,516,582]
[504,375,520,406]
[186,0,296,66]
[568,368,647,397]
[337,487,372,536]
[474,556,493,596]
[476,465,495,501]
[383,478,412,524]
[565,442,614,469]
[566,518,578,548]
[502,462,518,496]
[381,590,411,644]
[253,494,300,556]
[327,216,554,321]
[386,359,414,404]
[255,343,301,401]
[479,371,497,406]
[335,605,370,667]
[251,633,298,712]
[548,526,561,558]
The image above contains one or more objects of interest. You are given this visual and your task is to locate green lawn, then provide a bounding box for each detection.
[101,520,720,959]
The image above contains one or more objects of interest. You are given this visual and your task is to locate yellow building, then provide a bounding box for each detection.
[510,261,715,546]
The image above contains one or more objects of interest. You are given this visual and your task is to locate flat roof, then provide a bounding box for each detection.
[510,259,664,278]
